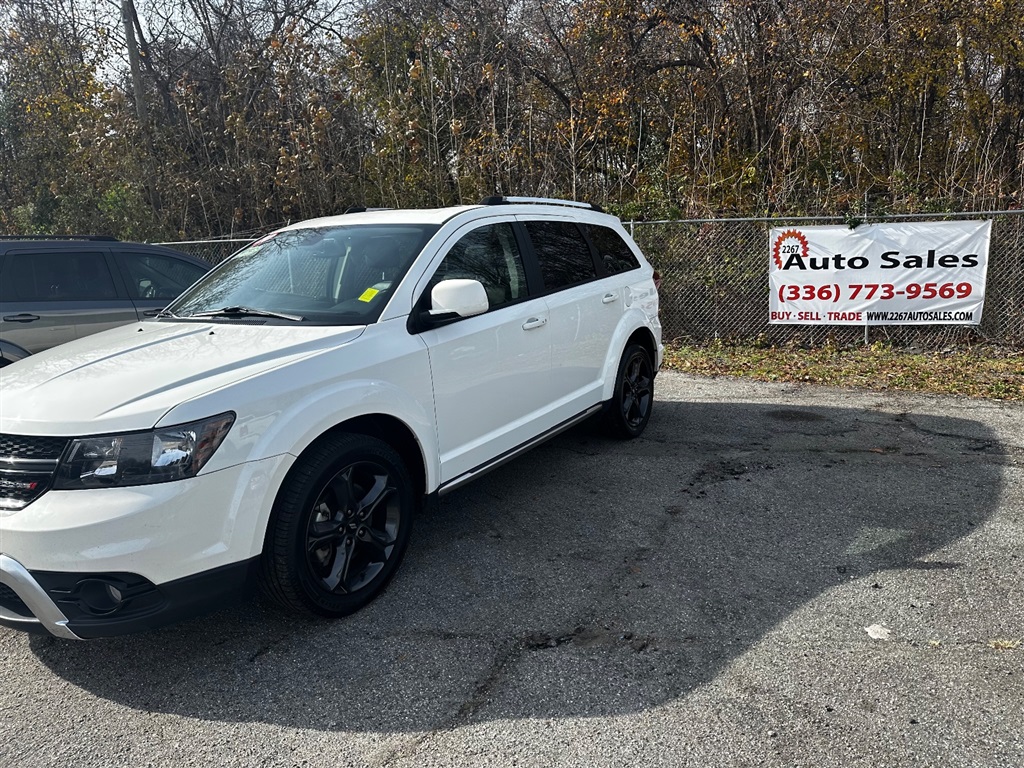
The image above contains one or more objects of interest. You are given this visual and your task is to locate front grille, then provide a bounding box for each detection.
[0,434,69,510]
[0,583,32,617]
[0,435,69,460]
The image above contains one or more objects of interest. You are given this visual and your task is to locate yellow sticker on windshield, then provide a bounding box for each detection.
[358,288,380,302]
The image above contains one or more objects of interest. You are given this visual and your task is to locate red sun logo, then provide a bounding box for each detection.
[772,229,809,269]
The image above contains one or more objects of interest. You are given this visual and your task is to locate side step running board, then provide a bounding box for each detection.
[438,404,604,496]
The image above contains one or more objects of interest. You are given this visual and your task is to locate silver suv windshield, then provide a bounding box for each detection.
[165,224,439,325]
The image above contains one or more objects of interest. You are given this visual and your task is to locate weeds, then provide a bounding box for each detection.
[662,342,1024,401]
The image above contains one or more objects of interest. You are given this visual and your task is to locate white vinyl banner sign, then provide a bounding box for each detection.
[768,221,991,325]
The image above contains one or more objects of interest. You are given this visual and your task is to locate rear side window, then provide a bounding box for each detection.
[523,220,596,291]
[120,252,209,300]
[585,224,641,274]
[0,251,117,302]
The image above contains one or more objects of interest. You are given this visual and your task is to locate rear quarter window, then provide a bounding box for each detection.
[584,224,641,274]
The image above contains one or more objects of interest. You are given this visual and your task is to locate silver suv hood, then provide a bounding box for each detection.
[0,322,365,435]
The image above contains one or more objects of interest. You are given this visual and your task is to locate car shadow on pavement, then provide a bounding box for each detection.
[30,398,1005,733]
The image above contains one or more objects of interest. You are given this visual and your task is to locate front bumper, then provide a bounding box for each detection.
[0,552,258,639]
[0,454,292,638]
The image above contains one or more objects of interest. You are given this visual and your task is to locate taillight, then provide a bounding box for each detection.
[653,270,662,290]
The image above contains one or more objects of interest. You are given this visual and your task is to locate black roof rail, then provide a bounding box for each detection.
[0,234,119,242]
[478,195,604,213]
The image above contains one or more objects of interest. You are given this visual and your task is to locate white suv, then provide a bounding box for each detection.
[0,197,661,639]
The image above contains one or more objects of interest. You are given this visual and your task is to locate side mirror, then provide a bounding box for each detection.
[430,279,489,318]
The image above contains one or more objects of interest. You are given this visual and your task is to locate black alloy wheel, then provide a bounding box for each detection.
[260,434,414,617]
[604,343,654,438]
[305,460,400,595]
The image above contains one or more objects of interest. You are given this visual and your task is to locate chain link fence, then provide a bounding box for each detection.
[629,211,1024,349]
[158,211,1024,350]
[157,239,254,264]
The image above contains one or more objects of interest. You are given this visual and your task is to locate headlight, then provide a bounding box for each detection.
[54,413,235,490]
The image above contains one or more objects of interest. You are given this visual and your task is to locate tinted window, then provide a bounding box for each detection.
[0,251,117,302]
[524,221,596,290]
[427,223,527,310]
[585,224,641,274]
[121,252,209,300]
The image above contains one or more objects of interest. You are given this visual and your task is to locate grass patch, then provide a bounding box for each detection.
[988,638,1021,651]
[662,342,1024,401]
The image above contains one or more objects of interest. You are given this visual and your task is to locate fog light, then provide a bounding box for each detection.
[77,579,127,615]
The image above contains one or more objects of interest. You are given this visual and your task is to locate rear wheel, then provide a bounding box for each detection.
[603,343,654,439]
[259,433,414,617]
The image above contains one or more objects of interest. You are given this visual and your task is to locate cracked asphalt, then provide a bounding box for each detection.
[2,372,1022,767]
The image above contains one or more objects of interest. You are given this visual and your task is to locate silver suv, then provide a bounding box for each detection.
[0,237,210,366]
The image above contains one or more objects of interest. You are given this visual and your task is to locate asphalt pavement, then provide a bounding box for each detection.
[2,372,1022,767]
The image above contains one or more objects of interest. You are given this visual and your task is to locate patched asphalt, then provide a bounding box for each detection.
[2,372,1022,767]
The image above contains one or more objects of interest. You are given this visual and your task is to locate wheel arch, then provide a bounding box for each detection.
[275,412,430,508]
[319,413,428,502]
[253,411,430,560]
[626,327,658,373]
[599,316,660,402]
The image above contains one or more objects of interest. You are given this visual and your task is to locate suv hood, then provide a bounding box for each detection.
[0,322,365,435]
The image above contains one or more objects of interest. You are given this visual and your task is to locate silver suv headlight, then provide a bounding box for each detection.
[53,413,235,489]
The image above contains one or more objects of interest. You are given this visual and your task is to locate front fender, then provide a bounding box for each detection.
[234,377,436,562]
[157,326,439,495]
[251,377,437,488]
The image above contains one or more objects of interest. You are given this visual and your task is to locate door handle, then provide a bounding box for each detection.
[2,314,40,323]
[522,317,548,330]
[602,293,618,304]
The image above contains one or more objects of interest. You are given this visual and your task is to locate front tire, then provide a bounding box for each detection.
[259,433,415,617]
[603,343,654,439]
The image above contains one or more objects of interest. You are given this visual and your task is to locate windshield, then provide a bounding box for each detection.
[166,224,439,324]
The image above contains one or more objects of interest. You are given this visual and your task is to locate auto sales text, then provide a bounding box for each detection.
[777,249,981,271]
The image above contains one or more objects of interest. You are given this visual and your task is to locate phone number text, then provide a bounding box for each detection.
[777,282,974,303]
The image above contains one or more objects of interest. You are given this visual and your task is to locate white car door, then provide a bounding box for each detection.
[415,221,556,485]
[518,218,623,418]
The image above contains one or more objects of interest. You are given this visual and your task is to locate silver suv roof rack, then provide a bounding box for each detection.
[480,196,604,212]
